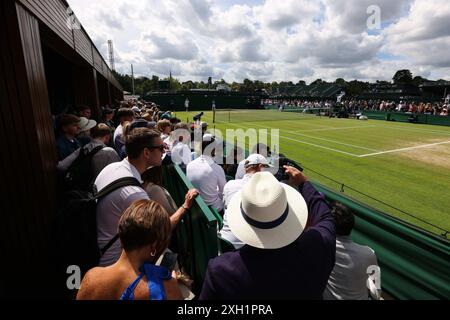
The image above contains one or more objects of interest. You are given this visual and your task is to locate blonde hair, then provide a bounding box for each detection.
[118,200,171,255]
[157,119,171,133]
[122,121,132,137]
[141,113,153,122]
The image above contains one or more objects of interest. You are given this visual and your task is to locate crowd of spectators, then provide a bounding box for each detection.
[53,99,381,301]
[263,98,449,117]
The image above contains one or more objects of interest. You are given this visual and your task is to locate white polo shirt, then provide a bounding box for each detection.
[186,155,227,211]
[219,174,254,249]
[113,124,124,152]
[171,142,192,166]
[95,158,149,267]
[235,160,246,180]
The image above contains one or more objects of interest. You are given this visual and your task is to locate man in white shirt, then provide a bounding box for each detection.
[323,202,381,300]
[220,154,272,248]
[170,123,193,168]
[187,134,227,213]
[235,143,272,179]
[95,128,164,267]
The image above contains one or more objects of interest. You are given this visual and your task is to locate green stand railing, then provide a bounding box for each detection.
[162,165,219,295]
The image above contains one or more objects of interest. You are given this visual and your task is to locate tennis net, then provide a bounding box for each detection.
[214,108,329,123]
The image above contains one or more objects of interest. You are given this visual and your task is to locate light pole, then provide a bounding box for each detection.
[212,100,216,124]
[185,98,190,123]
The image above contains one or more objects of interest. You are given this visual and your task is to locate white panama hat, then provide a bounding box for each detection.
[78,117,97,133]
[228,172,308,249]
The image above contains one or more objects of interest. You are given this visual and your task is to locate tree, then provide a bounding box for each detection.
[231,82,241,92]
[182,80,195,91]
[151,75,160,91]
[163,77,182,91]
[310,79,324,86]
[142,79,153,95]
[393,70,413,85]
[335,78,346,85]
[197,81,208,89]
[242,79,255,93]
[347,80,369,96]
[412,76,429,87]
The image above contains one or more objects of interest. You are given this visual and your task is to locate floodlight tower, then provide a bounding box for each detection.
[108,40,115,71]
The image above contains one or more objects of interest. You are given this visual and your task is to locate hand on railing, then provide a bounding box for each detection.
[183,189,199,210]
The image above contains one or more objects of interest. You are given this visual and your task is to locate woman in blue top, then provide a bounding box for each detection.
[77,200,184,300]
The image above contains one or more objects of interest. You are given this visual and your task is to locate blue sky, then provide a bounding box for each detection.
[68,0,450,83]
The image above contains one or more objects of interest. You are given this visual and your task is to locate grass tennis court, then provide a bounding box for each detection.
[175,109,450,237]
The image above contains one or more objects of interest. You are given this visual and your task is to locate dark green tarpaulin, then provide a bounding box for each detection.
[363,110,450,127]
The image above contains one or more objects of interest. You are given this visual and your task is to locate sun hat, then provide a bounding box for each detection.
[78,117,97,133]
[202,133,215,142]
[228,172,308,249]
[244,154,273,168]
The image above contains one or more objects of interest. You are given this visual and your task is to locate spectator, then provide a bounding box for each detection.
[76,105,92,119]
[77,117,97,146]
[102,107,116,148]
[157,120,172,141]
[120,119,158,159]
[235,143,272,180]
[57,124,121,180]
[220,154,273,249]
[56,114,81,161]
[114,108,135,154]
[200,168,336,300]
[323,202,380,300]
[170,123,193,169]
[76,200,183,300]
[187,134,227,214]
[95,128,164,267]
[142,166,198,230]
[223,145,244,179]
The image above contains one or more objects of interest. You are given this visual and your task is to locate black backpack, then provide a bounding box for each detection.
[53,177,142,276]
[64,145,105,191]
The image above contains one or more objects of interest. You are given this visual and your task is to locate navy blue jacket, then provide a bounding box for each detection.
[199,182,336,300]
[56,135,81,161]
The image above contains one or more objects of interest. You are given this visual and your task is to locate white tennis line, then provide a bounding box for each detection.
[280,119,332,128]
[358,141,450,158]
[292,125,377,133]
[285,132,380,152]
[224,122,362,157]
[219,119,450,157]
[371,124,450,136]
[241,121,380,152]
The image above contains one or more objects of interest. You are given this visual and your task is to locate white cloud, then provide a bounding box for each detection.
[67,0,450,82]
[384,0,450,69]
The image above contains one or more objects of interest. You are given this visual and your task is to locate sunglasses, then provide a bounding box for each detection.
[147,145,165,152]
